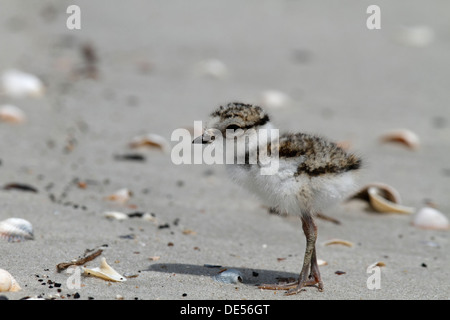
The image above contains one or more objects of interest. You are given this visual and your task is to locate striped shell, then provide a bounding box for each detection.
[0,269,21,292]
[0,218,34,242]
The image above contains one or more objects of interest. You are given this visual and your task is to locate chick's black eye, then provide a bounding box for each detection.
[226,124,241,131]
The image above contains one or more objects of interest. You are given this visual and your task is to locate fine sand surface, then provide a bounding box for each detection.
[0,0,449,300]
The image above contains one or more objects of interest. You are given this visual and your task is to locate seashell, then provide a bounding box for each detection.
[368,261,386,269]
[195,59,228,79]
[0,104,26,123]
[317,259,328,266]
[0,218,34,242]
[380,129,420,150]
[129,133,170,153]
[367,186,414,214]
[395,25,435,48]
[323,239,354,247]
[349,183,414,214]
[104,211,129,220]
[106,188,132,204]
[0,269,21,292]
[412,207,449,230]
[1,69,44,98]
[259,90,291,109]
[82,257,126,282]
[213,268,243,284]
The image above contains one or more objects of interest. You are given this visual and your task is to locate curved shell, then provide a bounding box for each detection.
[412,207,449,230]
[82,257,126,282]
[0,218,34,242]
[368,187,415,214]
[0,269,21,292]
[0,105,26,123]
[1,69,44,98]
[349,183,414,214]
[380,129,420,150]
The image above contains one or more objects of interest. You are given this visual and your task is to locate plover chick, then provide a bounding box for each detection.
[193,102,362,295]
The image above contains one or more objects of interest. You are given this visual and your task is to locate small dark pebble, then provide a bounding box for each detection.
[173,218,180,226]
[158,223,170,229]
[421,263,427,268]
[3,183,38,193]
[167,242,174,247]
[252,271,259,277]
[88,296,95,300]
[182,293,187,297]
[114,154,146,162]
[119,234,136,240]
[73,292,80,299]
[54,282,62,287]
[127,211,146,218]
[335,271,346,275]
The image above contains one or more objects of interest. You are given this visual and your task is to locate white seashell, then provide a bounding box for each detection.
[367,187,415,214]
[0,104,26,123]
[317,259,328,266]
[412,207,449,230]
[0,269,21,292]
[106,188,132,204]
[82,257,126,282]
[213,269,243,284]
[380,129,420,150]
[104,211,129,220]
[259,90,291,109]
[396,25,435,48]
[0,218,34,242]
[323,239,354,247]
[195,59,228,79]
[129,133,170,153]
[1,69,44,98]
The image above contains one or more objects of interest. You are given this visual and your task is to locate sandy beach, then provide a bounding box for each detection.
[0,0,449,301]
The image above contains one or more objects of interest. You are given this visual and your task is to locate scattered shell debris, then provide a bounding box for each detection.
[395,25,435,47]
[106,188,132,204]
[0,69,45,98]
[104,211,156,222]
[0,104,26,123]
[129,133,170,153]
[0,269,21,292]
[213,268,243,284]
[259,90,291,109]
[82,257,126,282]
[195,59,228,79]
[412,207,449,231]
[323,239,354,247]
[349,183,415,214]
[380,129,420,150]
[0,217,34,242]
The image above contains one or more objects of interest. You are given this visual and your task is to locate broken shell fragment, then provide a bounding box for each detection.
[0,269,21,292]
[367,186,415,214]
[213,269,243,284]
[317,259,328,266]
[0,218,34,242]
[380,129,420,150]
[106,188,132,204]
[368,261,386,269]
[0,104,26,123]
[323,239,354,247]
[1,69,44,98]
[104,211,129,220]
[129,133,170,152]
[412,207,449,230]
[82,257,126,282]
